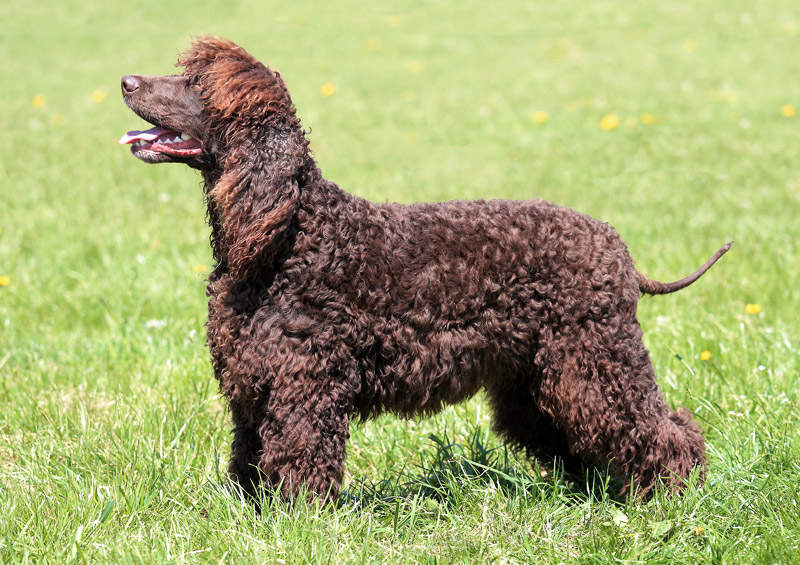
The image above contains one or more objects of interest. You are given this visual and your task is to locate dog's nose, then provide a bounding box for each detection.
[121,75,140,94]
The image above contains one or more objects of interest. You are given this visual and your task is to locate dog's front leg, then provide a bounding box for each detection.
[228,396,267,500]
[255,379,353,502]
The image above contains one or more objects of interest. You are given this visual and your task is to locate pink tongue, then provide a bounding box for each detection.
[118,127,173,145]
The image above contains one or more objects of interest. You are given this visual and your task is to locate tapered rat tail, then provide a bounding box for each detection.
[638,242,733,295]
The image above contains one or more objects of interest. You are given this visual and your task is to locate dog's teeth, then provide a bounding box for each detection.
[181,133,190,140]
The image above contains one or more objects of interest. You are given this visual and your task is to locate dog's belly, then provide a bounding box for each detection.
[352,308,537,417]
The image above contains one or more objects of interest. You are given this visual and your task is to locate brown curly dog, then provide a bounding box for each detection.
[120,36,730,502]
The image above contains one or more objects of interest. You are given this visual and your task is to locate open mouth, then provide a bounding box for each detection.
[119,127,202,162]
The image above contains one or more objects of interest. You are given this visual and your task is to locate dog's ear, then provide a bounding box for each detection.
[181,36,307,280]
[210,135,303,280]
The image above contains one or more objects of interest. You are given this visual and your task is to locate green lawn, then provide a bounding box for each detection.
[2,0,800,562]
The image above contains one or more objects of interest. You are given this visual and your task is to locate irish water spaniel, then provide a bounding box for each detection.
[119,36,731,501]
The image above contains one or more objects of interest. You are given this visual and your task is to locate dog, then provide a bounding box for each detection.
[120,36,730,501]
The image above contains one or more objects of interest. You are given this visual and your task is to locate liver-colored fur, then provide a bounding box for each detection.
[122,37,730,501]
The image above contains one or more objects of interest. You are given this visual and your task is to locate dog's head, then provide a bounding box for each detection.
[121,37,310,280]
[120,36,299,171]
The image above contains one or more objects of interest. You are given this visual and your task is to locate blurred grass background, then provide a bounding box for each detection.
[1,0,799,562]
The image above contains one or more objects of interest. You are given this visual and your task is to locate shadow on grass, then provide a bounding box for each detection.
[338,428,625,512]
[199,427,628,519]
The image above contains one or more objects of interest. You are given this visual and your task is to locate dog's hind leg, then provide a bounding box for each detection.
[487,373,581,474]
[535,316,706,497]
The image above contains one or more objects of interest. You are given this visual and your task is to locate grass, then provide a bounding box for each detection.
[2,0,800,562]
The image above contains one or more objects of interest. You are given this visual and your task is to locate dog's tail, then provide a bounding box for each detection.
[637,241,733,295]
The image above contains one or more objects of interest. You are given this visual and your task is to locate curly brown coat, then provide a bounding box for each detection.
[120,36,731,501]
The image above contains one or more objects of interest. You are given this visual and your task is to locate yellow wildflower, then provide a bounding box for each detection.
[386,15,402,27]
[363,38,380,52]
[407,61,422,73]
[320,82,336,97]
[531,110,549,124]
[683,39,698,53]
[700,350,712,362]
[780,21,798,35]
[193,264,209,274]
[744,303,762,315]
[713,89,737,103]
[640,113,656,125]
[550,37,572,61]
[600,113,620,131]
[694,525,705,536]
[0,275,10,287]
[91,89,107,103]
[781,104,795,118]
[32,94,45,108]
